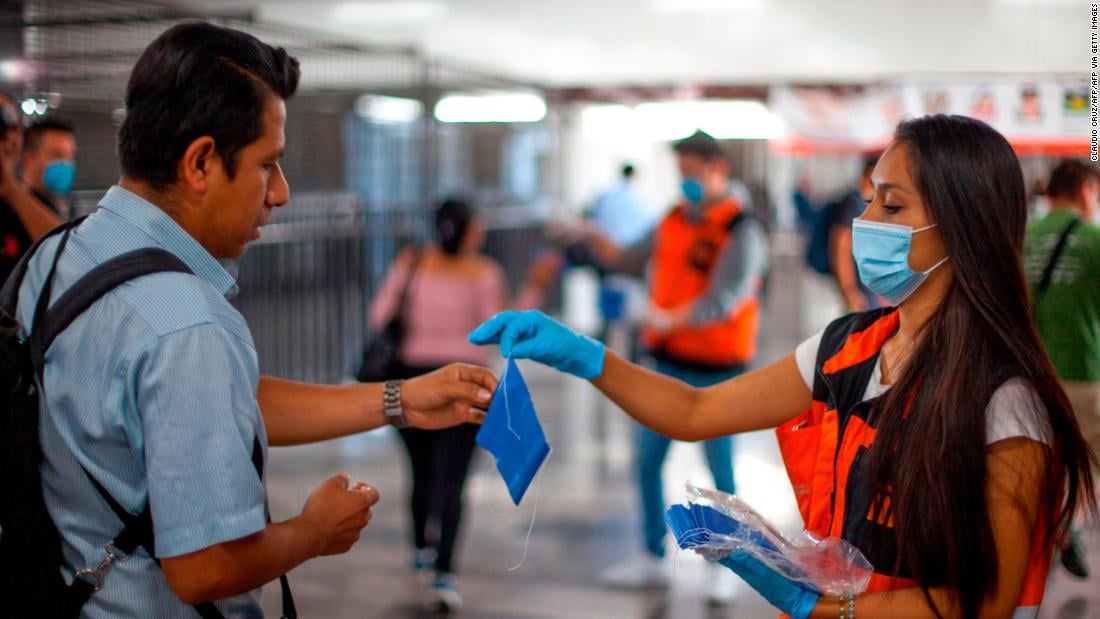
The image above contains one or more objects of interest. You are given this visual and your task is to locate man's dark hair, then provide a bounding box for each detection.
[118,21,300,190]
[673,130,724,162]
[1046,159,1100,200]
[23,117,74,155]
[621,163,635,178]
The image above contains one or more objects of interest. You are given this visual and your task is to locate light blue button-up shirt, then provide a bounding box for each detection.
[16,186,268,617]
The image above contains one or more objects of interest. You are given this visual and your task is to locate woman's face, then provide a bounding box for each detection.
[858,142,949,273]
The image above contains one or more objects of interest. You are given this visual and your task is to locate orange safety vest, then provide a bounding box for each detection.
[776,308,1050,616]
[641,198,759,368]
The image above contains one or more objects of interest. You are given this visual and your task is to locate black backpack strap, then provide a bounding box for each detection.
[30,246,296,618]
[29,248,191,381]
[75,438,296,619]
[1032,218,1081,315]
[0,217,85,316]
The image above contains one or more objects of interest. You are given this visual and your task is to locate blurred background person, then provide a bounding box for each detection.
[19,116,77,215]
[367,197,561,612]
[1024,159,1100,581]
[0,93,62,284]
[585,162,660,355]
[584,130,768,606]
[827,156,882,312]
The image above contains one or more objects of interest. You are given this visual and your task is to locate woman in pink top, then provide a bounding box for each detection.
[368,198,558,611]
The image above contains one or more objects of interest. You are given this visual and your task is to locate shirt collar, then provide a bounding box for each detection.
[97,186,240,298]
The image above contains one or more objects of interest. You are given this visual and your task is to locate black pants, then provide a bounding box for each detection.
[392,363,480,575]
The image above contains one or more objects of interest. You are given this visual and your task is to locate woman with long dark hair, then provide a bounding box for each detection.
[368,198,560,611]
[470,115,1097,618]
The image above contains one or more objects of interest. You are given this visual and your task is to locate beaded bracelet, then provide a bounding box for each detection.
[837,593,855,619]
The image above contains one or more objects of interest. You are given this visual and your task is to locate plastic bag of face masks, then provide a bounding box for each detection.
[666,482,873,596]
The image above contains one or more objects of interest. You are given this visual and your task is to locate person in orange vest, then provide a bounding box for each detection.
[471,115,1096,618]
[576,130,768,605]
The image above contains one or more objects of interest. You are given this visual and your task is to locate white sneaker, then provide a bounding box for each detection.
[599,554,670,589]
[428,573,463,612]
[706,563,740,606]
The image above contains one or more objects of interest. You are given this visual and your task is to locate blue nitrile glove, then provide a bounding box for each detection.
[717,551,820,619]
[468,310,605,379]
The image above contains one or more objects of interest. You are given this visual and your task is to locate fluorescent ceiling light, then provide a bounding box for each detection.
[434,92,547,123]
[332,1,447,24]
[652,0,765,14]
[355,94,423,123]
[634,100,784,140]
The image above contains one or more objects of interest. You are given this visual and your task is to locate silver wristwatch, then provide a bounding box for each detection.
[383,380,408,428]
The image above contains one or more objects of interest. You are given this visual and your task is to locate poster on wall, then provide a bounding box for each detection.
[770,80,1090,157]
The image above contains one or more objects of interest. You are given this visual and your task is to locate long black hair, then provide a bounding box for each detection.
[436,198,474,255]
[863,115,1096,617]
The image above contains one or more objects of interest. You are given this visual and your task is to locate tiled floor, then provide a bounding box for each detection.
[259,259,1100,618]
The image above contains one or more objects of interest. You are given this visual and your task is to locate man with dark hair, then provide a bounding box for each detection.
[586,130,768,605]
[20,116,77,211]
[0,94,63,283]
[1024,158,1100,580]
[10,22,495,617]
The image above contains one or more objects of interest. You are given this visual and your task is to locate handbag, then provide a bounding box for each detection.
[357,250,421,382]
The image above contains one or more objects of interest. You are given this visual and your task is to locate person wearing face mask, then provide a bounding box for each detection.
[0,95,63,284]
[469,115,1096,618]
[20,117,77,214]
[578,130,768,605]
[1023,159,1100,580]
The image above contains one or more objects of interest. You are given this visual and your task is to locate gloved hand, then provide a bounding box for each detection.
[468,310,605,379]
[717,551,820,619]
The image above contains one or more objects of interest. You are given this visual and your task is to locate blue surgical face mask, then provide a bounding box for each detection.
[852,219,949,306]
[43,159,76,196]
[681,177,704,205]
[476,359,551,505]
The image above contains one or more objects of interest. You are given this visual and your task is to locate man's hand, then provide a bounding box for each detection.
[401,363,498,429]
[300,473,379,556]
[643,303,692,334]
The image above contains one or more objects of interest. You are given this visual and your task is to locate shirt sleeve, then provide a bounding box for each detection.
[985,377,1053,446]
[135,324,268,558]
[613,230,656,277]
[689,218,769,325]
[794,330,823,391]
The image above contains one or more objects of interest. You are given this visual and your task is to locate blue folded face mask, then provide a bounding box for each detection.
[476,359,551,505]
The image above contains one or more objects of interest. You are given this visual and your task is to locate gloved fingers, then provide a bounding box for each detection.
[499,312,538,358]
[469,310,522,345]
[507,339,544,363]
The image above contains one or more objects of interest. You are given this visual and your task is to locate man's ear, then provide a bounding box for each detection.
[178,136,219,194]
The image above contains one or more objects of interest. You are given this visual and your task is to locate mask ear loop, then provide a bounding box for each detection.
[499,358,521,441]
[497,356,547,572]
[507,449,549,572]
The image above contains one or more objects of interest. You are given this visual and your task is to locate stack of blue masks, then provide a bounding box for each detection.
[476,359,551,505]
[666,503,781,556]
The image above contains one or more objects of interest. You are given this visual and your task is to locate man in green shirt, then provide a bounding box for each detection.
[1024,158,1100,579]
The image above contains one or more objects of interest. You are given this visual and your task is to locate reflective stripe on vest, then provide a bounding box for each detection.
[775,308,1051,607]
[640,198,759,366]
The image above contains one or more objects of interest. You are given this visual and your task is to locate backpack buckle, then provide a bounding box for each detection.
[73,542,130,591]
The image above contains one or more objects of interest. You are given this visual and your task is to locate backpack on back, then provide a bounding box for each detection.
[0,219,197,618]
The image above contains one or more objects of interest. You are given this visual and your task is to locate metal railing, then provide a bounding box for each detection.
[70,189,558,383]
